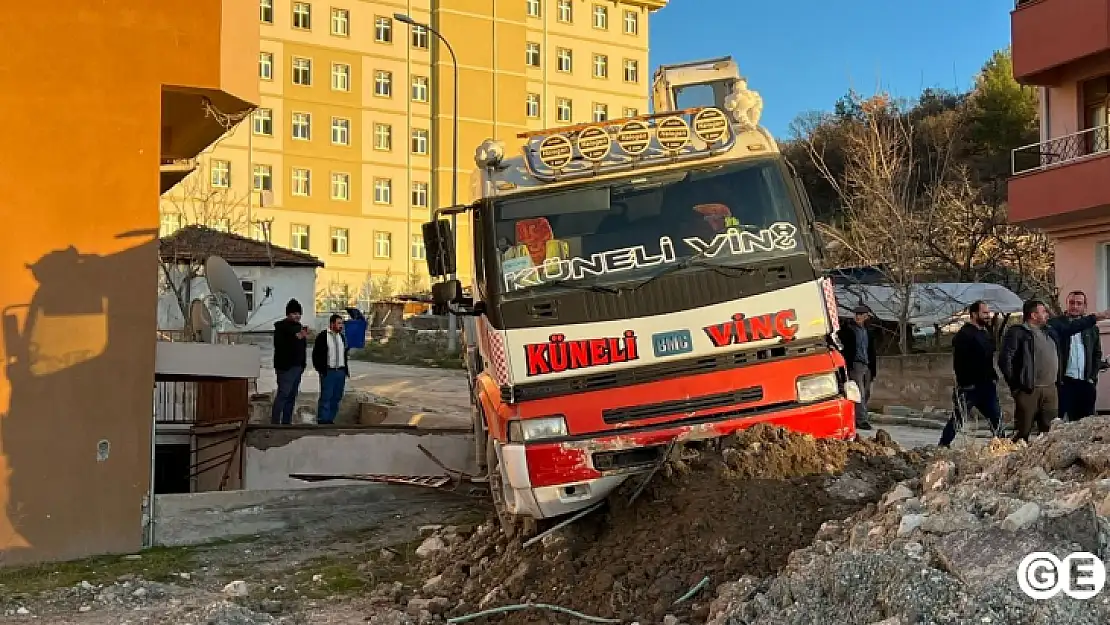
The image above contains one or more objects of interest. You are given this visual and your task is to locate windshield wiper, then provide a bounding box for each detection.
[532,279,620,294]
[626,250,714,292]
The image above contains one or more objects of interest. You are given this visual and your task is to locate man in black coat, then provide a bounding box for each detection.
[837,305,877,431]
[939,300,1004,447]
[312,313,350,425]
[998,298,1110,442]
[1056,290,1105,421]
[271,298,309,424]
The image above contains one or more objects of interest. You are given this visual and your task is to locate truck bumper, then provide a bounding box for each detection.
[498,395,856,519]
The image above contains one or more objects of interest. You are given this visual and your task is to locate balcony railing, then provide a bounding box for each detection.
[1011,125,1110,175]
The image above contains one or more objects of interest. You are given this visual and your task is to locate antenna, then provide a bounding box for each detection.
[204,255,250,325]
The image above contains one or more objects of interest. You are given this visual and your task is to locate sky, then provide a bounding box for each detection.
[648,0,1014,138]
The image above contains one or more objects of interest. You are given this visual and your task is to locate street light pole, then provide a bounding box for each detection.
[395,13,459,352]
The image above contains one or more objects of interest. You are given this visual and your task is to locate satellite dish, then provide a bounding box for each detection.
[188,298,215,343]
[204,255,249,325]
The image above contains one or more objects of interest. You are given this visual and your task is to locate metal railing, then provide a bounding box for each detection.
[1011,125,1110,175]
[155,380,198,424]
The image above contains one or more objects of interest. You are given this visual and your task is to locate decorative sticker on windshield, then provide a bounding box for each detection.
[501,221,799,292]
[515,218,554,265]
[524,331,640,377]
[703,308,799,348]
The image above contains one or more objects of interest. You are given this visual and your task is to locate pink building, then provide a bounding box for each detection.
[1009,0,1110,410]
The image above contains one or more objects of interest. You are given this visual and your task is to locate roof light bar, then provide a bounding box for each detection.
[520,106,737,183]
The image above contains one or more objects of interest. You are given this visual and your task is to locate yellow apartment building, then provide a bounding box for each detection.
[159,0,667,305]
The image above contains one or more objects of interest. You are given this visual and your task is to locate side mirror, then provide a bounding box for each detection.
[422,219,457,278]
[430,280,482,316]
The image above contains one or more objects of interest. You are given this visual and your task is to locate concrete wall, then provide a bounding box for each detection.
[241,427,476,491]
[158,265,317,333]
[0,1,257,565]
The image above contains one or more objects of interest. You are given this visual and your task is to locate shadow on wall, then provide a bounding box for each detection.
[1,230,159,563]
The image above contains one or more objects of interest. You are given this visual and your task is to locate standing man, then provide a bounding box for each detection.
[998,298,1110,442]
[272,298,309,425]
[837,305,877,431]
[1056,290,1103,421]
[939,300,1003,447]
[312,313,349,425]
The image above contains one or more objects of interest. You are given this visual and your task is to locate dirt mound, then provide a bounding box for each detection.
[418,425,926,624]
[712,418,1110,625]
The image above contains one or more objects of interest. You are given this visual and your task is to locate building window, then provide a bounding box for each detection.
[292,1,311,29]
[331,227,349,254]
[557,48,572,73]
[593,54,608,78]
[253,108,273,135]
[1082,76,1109,154]
[331,63,350,91]
[411,129,429,155]
[211,218,231,233]
[253,164,273,191]
[526,93,540,118]
[331,173,350,201]
[292,57,312,85]
[624,9,638,34]
[375,16,392,43]
[160,212,182,236]
[259,52,273,80]
[374,70,392,97]
[593,4,608,28]
[557,98,572,122]
[292,112,311,140]
[411,182,428,207]
[291,224,310,251]
[240,280,257,311]
[292,168,311,196]
[260,0,274,24]
[526,0,540,17]
[374,231,392,258]
[374,123,392,150]
[526,42,541,68]
[331,117,350,146]
[411,235,426,260]
[210,160,230,188]
[623,107,639,118]
[412,76,429,102]
[331,8,349,36]
[557,0,572,22]
[411,25,429,49]
[593,103,608,122]
[623,59,639,83]
[374,178,392,204]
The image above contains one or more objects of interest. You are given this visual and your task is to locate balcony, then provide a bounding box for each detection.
[1008,125,1110,227]
[1012,0,1110,85]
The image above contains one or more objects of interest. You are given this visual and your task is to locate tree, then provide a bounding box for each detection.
[158,166,260,334]
[798,92,965,353]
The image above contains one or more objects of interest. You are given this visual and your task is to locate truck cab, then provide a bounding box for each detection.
[422,56,859,536]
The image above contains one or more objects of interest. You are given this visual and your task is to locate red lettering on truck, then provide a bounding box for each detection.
[524,331,640,376]
[703,309,798,347]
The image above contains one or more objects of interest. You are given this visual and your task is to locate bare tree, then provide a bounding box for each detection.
[799,93,963,353]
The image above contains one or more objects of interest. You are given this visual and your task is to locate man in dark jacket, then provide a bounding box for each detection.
[1057,290,1104,421]
[998,298,1109,442]
[837,305,878,430]
[312,313,349,425]
[271,298,309,424]
[939,300,1003,447]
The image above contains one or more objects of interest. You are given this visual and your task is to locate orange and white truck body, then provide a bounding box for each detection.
[442,57,860,522]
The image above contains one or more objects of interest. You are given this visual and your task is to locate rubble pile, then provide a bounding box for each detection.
[412,424,925,625]
[712,417,1110,625]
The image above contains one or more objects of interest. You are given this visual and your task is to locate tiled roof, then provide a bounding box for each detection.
[159,225,324,268]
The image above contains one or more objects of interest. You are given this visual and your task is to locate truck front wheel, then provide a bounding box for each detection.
[486,437,539,539]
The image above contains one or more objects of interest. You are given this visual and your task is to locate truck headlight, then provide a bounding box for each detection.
[844,380,862,403]
[507,416,568,443]
[796,373,839,403]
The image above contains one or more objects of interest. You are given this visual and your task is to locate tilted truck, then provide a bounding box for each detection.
[421,56,861,536]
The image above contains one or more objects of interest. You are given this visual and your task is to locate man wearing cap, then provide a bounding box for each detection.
[272,298,310,425]
[836,305,877,430]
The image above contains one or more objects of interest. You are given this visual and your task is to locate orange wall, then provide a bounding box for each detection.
[0,0,254,565]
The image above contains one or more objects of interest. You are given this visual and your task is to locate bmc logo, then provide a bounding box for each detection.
[1017,552,1106,600]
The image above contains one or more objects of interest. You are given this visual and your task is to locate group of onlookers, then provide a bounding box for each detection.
[837,291,1108,444]
[270,299,352,426]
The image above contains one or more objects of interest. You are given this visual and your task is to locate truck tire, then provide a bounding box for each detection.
[486,437,539,539]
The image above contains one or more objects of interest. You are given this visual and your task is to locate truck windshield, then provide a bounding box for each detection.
[492,157,806,295]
